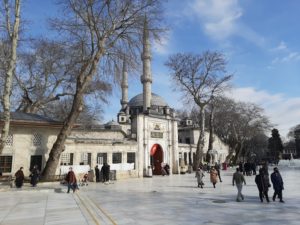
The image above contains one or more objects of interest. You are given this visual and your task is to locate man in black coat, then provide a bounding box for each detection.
[271,167,284,203]
[255,168,271,202]
[95,165,100,182]
[101,163,110,183]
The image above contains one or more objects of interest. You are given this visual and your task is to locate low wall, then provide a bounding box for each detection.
[116,170,138,180]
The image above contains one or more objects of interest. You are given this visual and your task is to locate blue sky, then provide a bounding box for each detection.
[24,0,300,138]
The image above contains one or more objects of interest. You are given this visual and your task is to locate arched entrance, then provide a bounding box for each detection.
[150,144,163,175]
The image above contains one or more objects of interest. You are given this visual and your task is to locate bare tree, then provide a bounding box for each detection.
[213,97,271,164]
[14,39,75,113]
[165,51,232,169]
[0,0,21,154]
[42,0,164,180]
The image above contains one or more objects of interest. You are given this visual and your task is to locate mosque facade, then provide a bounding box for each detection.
[0,20,229,179]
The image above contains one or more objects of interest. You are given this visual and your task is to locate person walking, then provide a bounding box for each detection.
[215,162,222,182]
[195,167,205,188]
[271,167,284,203]
[65,167,78,193]
[101,163,110,183]
[14,167,25,188]
[30,165,40,187]
[95,165,100,182]
[255,168,271,202]
[210,166,218,188]
[232,168,246,202]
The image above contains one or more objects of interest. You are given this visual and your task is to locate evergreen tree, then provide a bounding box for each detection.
[268,129,283,163]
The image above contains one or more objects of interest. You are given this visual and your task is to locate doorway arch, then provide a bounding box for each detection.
[150,144,163,175]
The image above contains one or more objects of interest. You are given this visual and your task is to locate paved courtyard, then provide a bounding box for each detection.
[0,167,299,225]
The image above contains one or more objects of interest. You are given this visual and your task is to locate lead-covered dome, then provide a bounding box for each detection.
[128,93,168,107]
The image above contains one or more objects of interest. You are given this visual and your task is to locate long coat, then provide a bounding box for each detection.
[271,171,284,191]
[210,168,218,184]
[255,173,270,192]
[195,169,204,184]
[30,167,40,186]
[15,169,24,188]
[65,171,77,184]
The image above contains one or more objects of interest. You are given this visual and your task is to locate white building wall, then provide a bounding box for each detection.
[2,126,59,176]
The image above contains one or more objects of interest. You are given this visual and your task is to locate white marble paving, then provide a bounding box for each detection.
[0,168,299,225]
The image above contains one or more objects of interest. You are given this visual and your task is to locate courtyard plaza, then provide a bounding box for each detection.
[0,167,299,225]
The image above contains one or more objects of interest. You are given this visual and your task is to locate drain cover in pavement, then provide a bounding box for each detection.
[54,188,63,193]
[212,200,226,203]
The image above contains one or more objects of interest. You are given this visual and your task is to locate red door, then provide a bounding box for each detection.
[151,144,163,175]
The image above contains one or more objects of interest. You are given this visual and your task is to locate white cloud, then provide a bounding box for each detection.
[227,87,300,138]
[272,41,288,51]
[188,0,265,47]
[271,42,300,64]
[281,52,300,62]
[152,34,170,55]
[190,0,242,40]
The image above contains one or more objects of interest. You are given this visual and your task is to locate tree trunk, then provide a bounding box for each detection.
[0,0,21,154]
[194,106,205,169]
[42,51,103,180]
[206,104,214,162]
[225,145,236,164]
[233,141,244,164]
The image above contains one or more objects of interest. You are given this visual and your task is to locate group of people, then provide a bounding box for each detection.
[95,162,110,183]
[195,163,222,189]
[65,163,111,193]
[195,162,285,204]
[14,165,40,188]
[239,161,257,176]
[232,166,285,203]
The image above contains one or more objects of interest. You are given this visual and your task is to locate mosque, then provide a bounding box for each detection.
[0,21,229,179]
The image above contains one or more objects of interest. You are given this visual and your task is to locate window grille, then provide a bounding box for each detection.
[97,153,107,164]
[61,153,71,165]
[112,152,122,164]
[5,134,13,146]
[32,133,42,146]
[81,153,91,165]
[127,152,135,169]
[0,156,13,172]
[127,152,135,164]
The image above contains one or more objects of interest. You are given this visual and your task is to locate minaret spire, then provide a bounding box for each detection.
[120,59,128,111]
[141,17,152,112]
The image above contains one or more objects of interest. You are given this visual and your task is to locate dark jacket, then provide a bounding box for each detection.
[255,173,270,192]
[271,171,284,191]
[15,169,25,187]
[95,166,100,177]
[65,171,77,184]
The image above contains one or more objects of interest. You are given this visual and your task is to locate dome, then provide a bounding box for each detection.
[128,93,168,107]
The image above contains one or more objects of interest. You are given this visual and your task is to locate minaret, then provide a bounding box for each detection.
[120,59,128,111]
[141,17,152,112]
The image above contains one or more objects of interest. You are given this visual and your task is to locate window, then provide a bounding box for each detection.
[60,153,73,165]
[5,134,13,146]
[184,152,187,165]
[0,156,13,173]
[97,153,107,164]
[32,133,42,146]
[185,138,190,144]
[127,152,135,169]
[81,153,91,165]
[127,152,135,163]
[112,153,122,164]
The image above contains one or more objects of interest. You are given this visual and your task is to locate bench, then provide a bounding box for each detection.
[0,175,14,187]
